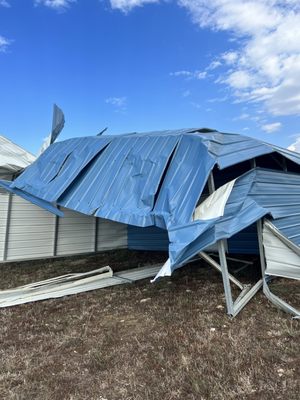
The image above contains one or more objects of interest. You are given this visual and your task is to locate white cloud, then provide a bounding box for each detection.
[288,136,300,152]
[177,0,300,117]
[111,1,300,117]
[110,0,158,13]
[261,122,282,133]
[207,60,222,70]
[170,70,207,80]
[221,51,238,64]
[207,95,228,103]
[0,0,10,7]
[233,113,250,121]
[106,96,127,111]
[224,70,256,89]
[0,35,11,52]
[35,0,75,10]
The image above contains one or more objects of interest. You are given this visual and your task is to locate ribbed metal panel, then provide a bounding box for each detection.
[5,195,55,260]
[10,129,300,229]
[56,208,95,256]
[0,197,128,262]
[228,224,259,254]
[97,218,127,251]
[263,222,300,280]
[128,225,169,251]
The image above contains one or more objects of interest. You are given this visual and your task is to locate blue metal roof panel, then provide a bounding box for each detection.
[0,180,63,217]
[163,168,300,273]
[6,128,300,279]
[59,134,181,226]
[11,136,113,202]
[153,134,215,227]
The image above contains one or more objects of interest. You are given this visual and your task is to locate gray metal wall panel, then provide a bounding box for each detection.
[5,195,55,261]
[97,218,127,251]
[56,208,95,256]
[0,194,128,262]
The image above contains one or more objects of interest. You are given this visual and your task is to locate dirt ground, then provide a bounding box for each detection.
[0,250,299,400]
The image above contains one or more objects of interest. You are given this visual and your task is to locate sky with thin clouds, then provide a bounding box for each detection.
[0,0,300,153]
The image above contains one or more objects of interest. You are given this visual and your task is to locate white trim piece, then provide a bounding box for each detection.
[194,179,236,221]
[0,264,162,308]
[151,258,171,282]
[263,277,300,319]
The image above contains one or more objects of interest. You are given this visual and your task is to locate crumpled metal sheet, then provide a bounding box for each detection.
[11,136,113,201]
[0,179,63,217]
[4,129,300,281]
[0,135,35,177]
[155,168,300,279]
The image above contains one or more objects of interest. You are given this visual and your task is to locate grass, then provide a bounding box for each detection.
[0,250,299,400]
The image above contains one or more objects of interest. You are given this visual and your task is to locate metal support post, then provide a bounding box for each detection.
[3,193,13,261]
[53,207,59,257]
[217,239,234,316]
[94,217,99,252]
[256,219,266,275]
[208,172,215,193]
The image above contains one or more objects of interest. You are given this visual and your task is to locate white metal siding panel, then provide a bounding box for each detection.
[56,208,95,256]
[6,195,55,260]
[0,194,128,262]
[97,218,127,251]
[263,223,300,280]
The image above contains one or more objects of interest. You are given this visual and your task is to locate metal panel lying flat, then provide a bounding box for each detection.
[0,264,162,307]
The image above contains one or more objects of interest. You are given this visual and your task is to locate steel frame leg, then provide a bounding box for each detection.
[218,240,234,315]
[214,239,263,317]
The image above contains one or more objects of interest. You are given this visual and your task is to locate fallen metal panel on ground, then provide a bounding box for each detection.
[0,264,162,308]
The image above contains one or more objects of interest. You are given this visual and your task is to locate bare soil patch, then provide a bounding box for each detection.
[0,250,299,400]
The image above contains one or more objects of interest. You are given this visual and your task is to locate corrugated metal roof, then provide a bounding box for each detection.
[0,136,35,177]
[9,129,300,226]
[3,128,300,280]
[0,179,63,217]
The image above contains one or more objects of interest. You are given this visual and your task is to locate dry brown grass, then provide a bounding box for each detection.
[0,250,299,400]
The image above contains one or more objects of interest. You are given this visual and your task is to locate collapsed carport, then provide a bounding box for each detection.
[1,128,299,317]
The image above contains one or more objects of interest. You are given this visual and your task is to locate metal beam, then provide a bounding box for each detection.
[207,172,215,193]
[94,217,99,252]
[217,239,234,315]
[233,279,263,316]
[256,219,266,275]
[199,251,244,290]
[53,207,59,257]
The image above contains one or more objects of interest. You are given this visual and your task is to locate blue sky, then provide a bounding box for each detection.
[1,0,300,154]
